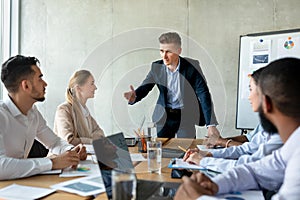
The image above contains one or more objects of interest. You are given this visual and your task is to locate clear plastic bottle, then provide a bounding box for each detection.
[147,122,157,141]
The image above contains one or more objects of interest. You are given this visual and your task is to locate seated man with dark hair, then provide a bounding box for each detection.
[0,55,87,180]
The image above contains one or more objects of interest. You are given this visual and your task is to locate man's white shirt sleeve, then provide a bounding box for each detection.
[0,98,73,180]
[210,127,300,199]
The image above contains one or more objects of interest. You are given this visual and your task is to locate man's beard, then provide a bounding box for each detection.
[33,97,45,102]
[31,86,45,102]
[258,105,278,134]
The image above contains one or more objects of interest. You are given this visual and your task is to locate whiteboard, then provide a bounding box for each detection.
[236,28,300,130]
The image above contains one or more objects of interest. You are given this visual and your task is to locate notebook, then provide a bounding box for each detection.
[92,132,180,200]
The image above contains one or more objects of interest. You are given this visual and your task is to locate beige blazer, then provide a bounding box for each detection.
[54,102,104,145]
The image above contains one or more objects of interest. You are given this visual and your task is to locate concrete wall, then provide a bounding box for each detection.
[20,0,300,137]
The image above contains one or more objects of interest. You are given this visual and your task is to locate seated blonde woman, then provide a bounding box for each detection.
[54,70,104,145]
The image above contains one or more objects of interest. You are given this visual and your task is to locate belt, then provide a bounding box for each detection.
[165,107,181,114]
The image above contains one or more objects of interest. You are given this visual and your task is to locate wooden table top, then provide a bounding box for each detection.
[0,138,203,200]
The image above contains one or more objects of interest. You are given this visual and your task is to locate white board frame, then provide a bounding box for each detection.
[236,28,300,131]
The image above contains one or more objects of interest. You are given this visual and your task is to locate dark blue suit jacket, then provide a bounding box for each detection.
[133,57,217,137]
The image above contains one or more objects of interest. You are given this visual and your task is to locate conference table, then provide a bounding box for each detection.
[0,138,203,200]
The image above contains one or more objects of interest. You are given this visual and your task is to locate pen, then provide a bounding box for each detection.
[134,129,141,137]
[206,168,221,174]
[178,146,187,153]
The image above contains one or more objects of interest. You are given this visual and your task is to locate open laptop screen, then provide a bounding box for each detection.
[93,132,134,199]
[93,132,179,200]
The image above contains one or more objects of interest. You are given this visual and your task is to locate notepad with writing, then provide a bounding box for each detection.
[168,158,206,170]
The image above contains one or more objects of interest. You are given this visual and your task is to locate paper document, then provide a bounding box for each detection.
[51,175,105,197]
[197,145,223,151]
[59,155,100,177]
[130,153,147,161]
[0,184,55,200]
[168,158,206,170]
[85,144,95,154]
[197,145,208,150]
[40,169,62,175]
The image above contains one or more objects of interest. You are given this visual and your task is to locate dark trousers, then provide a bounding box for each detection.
[263,189,277,200]
[28,140,49,158]
[157,108,181,138]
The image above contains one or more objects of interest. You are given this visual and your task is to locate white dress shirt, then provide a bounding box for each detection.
[200,125,283,172]
[245,124,261,141]
[0,96,73,180]
[196,126,300,200]
[166,61,183,109]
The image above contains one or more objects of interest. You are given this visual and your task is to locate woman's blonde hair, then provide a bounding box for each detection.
[66,70,92,139]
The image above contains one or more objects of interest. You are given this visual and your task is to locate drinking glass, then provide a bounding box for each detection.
[147,141,162,173]
[112,169,137,200]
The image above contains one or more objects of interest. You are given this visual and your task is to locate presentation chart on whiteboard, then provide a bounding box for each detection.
[236,29,300,130]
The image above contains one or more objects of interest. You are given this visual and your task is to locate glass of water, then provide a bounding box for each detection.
[147,141,162,174]
[112,169,137,200]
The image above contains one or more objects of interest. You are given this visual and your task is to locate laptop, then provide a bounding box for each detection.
[92,132,180,200]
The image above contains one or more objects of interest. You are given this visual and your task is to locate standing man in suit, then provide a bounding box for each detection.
[124,32,219,138]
